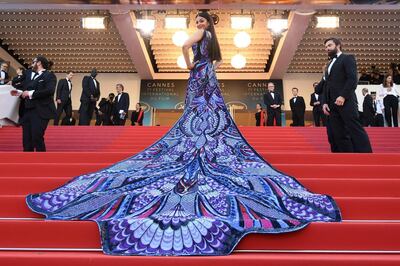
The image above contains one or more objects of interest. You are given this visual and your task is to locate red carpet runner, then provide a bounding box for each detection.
[0,126,399,265]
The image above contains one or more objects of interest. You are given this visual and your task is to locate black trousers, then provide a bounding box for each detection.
[21,108,49,152]
[113,117,126,126]
[78,101,96,125]
[313,108,326,127]
[54,99,72,126]
[374,114,384,127]
[362,113,375,127]
[267,108,281,126]
[95,113,113,126]
[383,95,399,127]
[291,111,305,126]
[18,99,26,124]
[329,101,372,153]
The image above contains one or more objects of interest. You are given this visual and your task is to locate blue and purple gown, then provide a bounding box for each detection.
[26,31,341,256]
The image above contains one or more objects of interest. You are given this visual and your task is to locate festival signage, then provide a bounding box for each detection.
[140,79,284,125]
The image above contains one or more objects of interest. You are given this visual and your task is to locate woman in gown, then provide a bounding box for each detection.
[26,12,341,256]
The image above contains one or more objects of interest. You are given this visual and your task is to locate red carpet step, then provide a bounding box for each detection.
[1,126,400,152]
[0,220,399,252]
[0,126,399,264]
[1,195,399,220]
[1,252,399,266]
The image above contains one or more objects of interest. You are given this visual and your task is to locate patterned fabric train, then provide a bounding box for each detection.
[26,31,341,256]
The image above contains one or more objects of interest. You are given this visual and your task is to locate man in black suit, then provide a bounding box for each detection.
[112,84,130,126]
[79,68,100,125]
[361,88,374,127]
[315,37,372,153]
[54,71,74,125]
[263,82,282,126]
[289,87,305,126]
[12,55,57,152]
[17,61,39,123]
[310,82,326,127]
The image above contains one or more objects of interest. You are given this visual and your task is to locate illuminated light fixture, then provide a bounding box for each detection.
[234,31,251,48]
[231,15,253,30]
[172,31,189,47]
[267,18,288,34]
[82,17,106,29]
[231,54,246,69]
[136,18,156,35]
[316,16,339,28]
[177,55,187,69]
[165,17,188,29]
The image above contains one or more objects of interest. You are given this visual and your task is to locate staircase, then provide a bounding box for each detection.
[0,126,399,265]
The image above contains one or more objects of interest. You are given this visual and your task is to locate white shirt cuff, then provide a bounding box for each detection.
[28,90,35,99]
[119,110,124,114]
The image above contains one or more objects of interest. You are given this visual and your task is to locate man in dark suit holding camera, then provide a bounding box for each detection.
[12,55,57,152]
[315,37,372,153]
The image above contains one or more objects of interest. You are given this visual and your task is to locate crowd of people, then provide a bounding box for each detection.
[2,56,144,151]
[1,61,145,127]
[358,63,400,85]
[256,81,325,127]
[54,69,144,127]
[3,58,399,131]
[255,71,399,128]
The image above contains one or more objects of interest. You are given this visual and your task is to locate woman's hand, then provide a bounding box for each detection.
[187,60,199,70]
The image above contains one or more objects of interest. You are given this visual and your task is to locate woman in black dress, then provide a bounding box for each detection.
[255,103,266,126]
[130,102,144,126]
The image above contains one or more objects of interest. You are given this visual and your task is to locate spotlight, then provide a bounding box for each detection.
[136,18,156,36]
[267,18,288,35]
[234,31,251,48]
[231,54,246,69]
[82,17,106,29]
[316,16,339,28]
[165,17,188,29]
[172,31,189,47]
[231,15,253,30]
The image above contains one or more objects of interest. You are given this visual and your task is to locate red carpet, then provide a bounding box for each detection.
[1,126,400,264]
[2,252,400,266]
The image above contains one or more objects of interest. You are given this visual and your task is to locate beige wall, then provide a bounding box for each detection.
[282,73,322,111]
[54,72,141,110]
